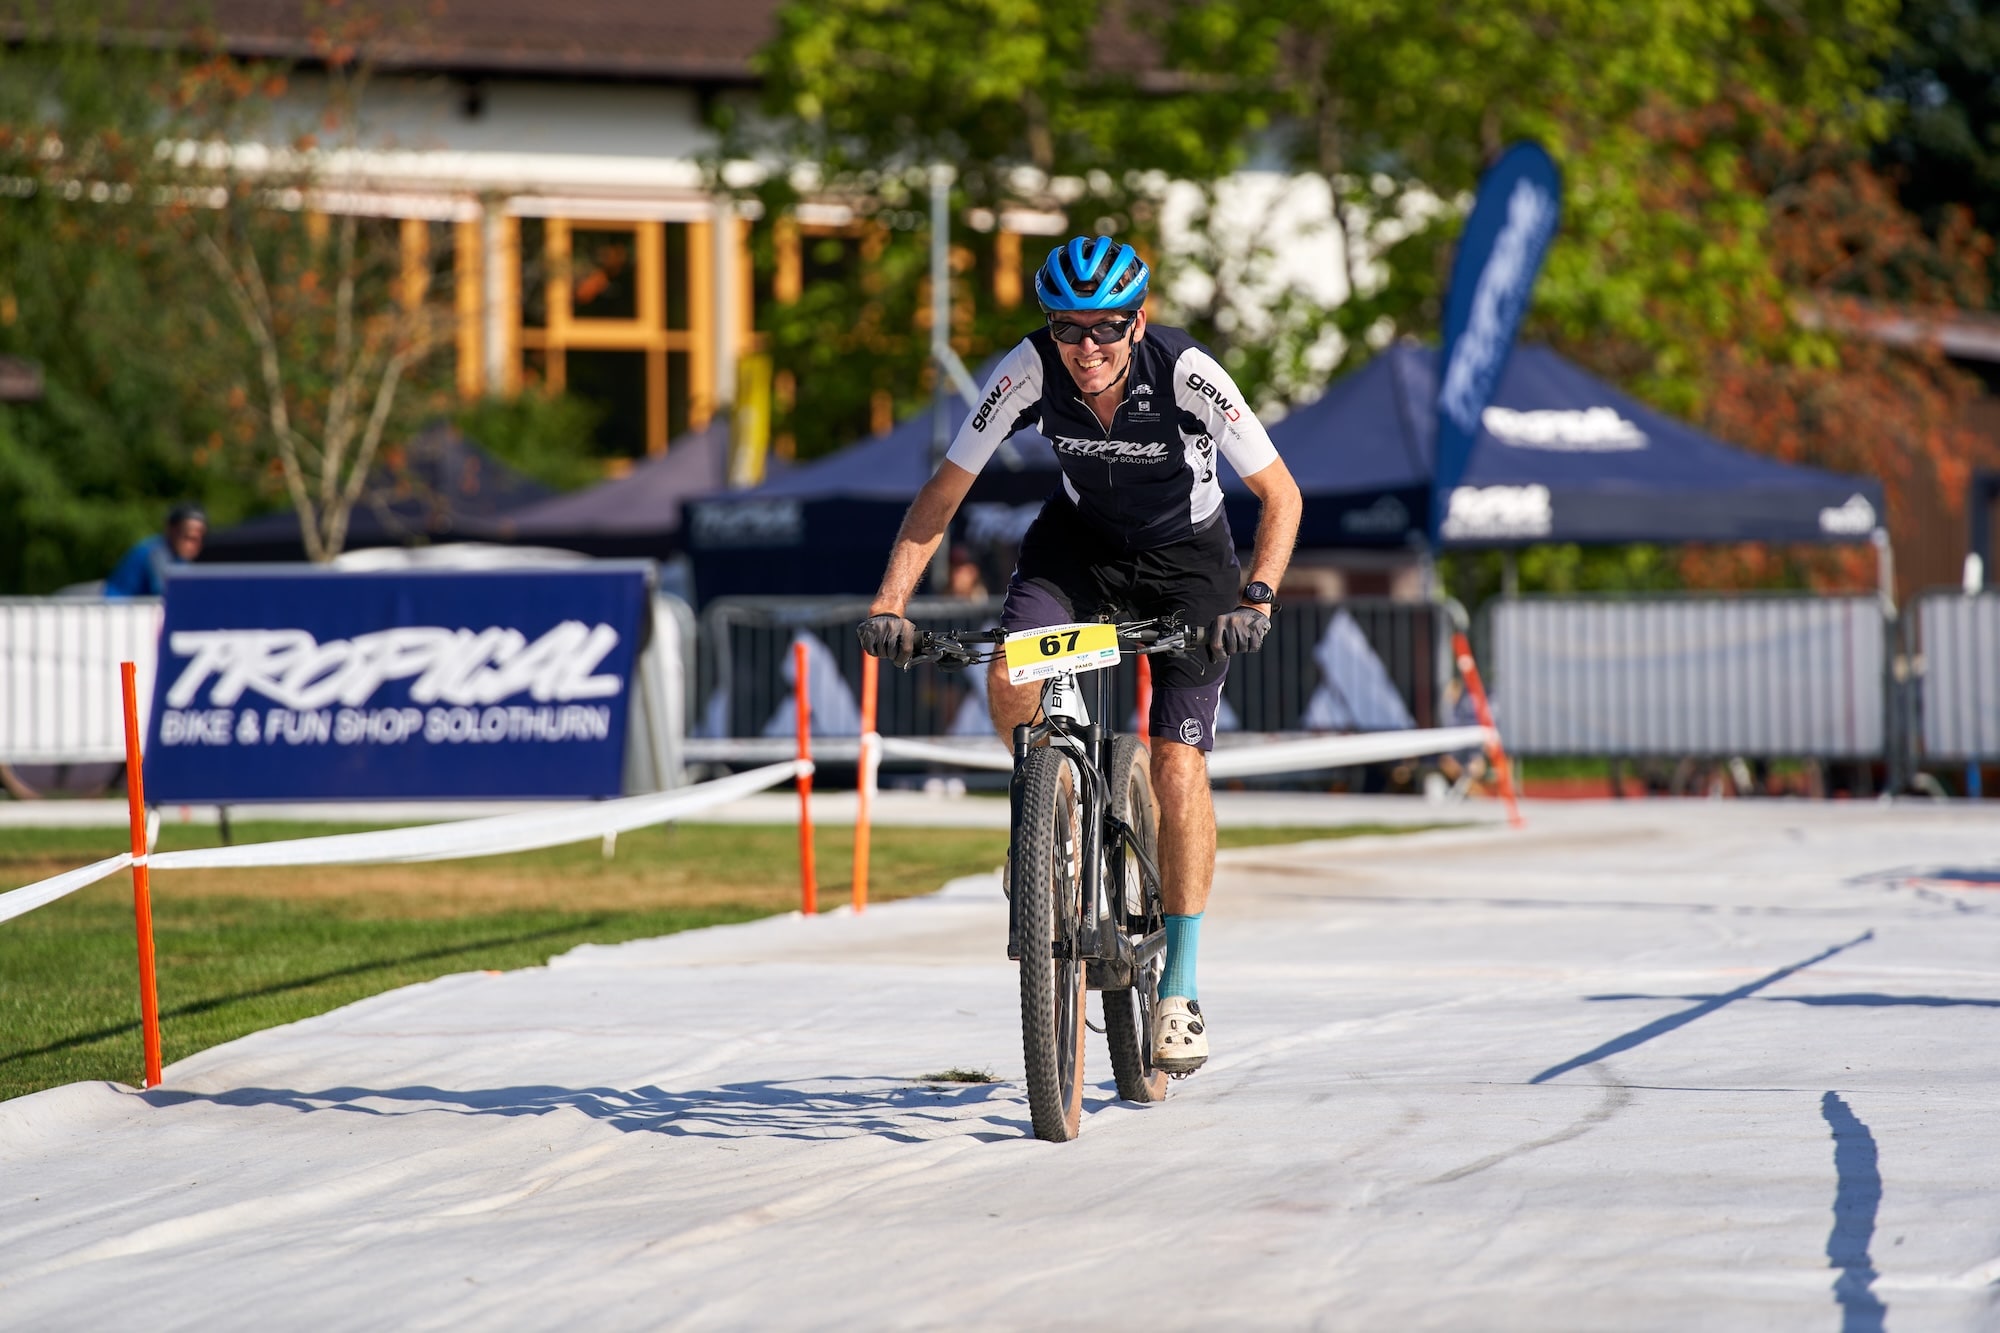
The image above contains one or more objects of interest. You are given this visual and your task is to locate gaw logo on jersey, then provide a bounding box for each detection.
[971,374,1014,432]
[1183,371,1241,422]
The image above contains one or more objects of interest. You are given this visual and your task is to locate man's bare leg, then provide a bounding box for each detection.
[987,658,1040,738]
[1149,740,1214,916]
[1150,737,1212,1070]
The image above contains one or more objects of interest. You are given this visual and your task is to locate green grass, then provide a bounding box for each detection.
[0,818,1448,1102]
[1216,822,1460,849]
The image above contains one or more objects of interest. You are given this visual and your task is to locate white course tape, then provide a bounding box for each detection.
[146,760,807,872]
[878,736,1015,773]
[1205,726,1495,780]
[0,852,134,926]
[880,727,1495,780]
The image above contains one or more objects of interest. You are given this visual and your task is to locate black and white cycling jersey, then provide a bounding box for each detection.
[944,324,1280,551]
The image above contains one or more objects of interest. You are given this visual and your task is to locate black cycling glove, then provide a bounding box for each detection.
[857,613,919,667]
[1209,606,1271,657]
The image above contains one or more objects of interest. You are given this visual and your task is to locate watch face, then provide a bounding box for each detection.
[1243,581,1274,604]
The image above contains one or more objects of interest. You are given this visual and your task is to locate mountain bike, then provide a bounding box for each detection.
[911,616,1208,1142]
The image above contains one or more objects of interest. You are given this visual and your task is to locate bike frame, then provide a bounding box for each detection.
[1005,650,1168,992]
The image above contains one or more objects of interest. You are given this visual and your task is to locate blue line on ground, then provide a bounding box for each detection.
[1528,930,1874,1085]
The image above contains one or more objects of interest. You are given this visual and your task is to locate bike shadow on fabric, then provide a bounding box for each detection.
[142,1076,1062,1144]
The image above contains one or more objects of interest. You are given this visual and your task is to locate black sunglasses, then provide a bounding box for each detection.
[1047,314,1137,345]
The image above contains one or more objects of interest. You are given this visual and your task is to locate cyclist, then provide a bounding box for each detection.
[859,236,1301,1076]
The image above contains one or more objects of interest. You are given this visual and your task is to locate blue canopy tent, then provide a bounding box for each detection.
[684,395,1061,603]
[503,417,734,560]
[1223,341,1886,549]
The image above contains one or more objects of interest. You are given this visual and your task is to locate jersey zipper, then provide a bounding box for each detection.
[1072,384,1125,505]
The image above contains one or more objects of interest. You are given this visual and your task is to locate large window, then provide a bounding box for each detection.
[513,217,714,462]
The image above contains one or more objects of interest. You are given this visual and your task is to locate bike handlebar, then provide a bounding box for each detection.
[905,620,1214,669]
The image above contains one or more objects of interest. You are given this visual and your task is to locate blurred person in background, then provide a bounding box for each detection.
[105,503,205,598]
[945,544,988,600]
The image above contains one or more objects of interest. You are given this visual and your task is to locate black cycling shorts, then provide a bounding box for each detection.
[999,497,1239,751]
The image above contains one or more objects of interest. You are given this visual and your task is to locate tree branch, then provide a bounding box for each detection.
[327,346,413,556]
[321,211,360,526]
[198,229,325,562]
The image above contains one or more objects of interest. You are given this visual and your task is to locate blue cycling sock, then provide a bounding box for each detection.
[1160,913,1202,1001]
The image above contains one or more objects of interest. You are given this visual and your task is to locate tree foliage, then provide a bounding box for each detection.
[1874,0,2000,299]
[190,153,457,561]
[746,0,1995,600]
[0,5,596,586]
[0,9,263,592]
[742,0,1907,415]
[732,0,1251,458]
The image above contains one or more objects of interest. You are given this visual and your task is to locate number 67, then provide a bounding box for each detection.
[1039,629,1082,655]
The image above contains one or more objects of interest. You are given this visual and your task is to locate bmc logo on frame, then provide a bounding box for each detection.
[1184,372,1242,422]
[971,374,1014,432]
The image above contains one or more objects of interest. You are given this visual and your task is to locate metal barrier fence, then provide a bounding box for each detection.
[1911,592,2000,762]
[1490,595,1887,758]
[0,598,162,763]
[695,596,1451,740]
[1224,599,1451,733]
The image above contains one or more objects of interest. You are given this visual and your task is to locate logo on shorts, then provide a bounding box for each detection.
[1179,717,1203,746]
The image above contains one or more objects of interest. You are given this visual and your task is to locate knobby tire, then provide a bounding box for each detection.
[1015,745,1087,1141]
[1101,734,1170,1103]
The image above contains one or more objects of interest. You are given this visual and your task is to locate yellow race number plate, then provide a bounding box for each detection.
[1004,622,1120,685]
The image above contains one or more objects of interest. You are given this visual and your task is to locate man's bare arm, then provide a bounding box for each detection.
[869,460,979,616]
[1238,456,1302,601]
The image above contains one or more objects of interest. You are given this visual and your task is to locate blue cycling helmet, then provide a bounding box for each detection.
[1034,235,1149,312]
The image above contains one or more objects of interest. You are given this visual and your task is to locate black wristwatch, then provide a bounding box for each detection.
[1241,580,1278,613]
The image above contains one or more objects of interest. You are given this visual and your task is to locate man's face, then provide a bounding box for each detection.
[169,519,206,562]
[1052,308,1146,397]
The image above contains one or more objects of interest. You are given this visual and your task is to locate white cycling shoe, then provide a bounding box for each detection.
[1152,996,1208,1075]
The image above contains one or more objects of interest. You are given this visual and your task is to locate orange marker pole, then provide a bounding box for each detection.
[1453,631,1524,829]
[1135,653,1153,747]
[794,639,817,915]
[852,653,878,913]
[119,662,163,1089]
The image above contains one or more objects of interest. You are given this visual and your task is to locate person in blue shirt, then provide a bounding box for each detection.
[104,504,206,598]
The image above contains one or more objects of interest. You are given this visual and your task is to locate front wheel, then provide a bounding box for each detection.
[1102,735,1169,1103]
[1014,745,1087,1141]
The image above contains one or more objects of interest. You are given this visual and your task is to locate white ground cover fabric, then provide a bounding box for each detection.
[4,801,2000,1329]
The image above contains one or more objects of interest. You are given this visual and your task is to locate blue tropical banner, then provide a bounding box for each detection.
[146,564,649,802]
[1431,141,1563,542]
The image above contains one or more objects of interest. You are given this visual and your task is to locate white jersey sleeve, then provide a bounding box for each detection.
[943,339,1044,474]
[1174,346,1280,478]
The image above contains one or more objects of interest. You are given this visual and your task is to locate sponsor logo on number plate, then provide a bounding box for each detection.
[1003,622,1120,685]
